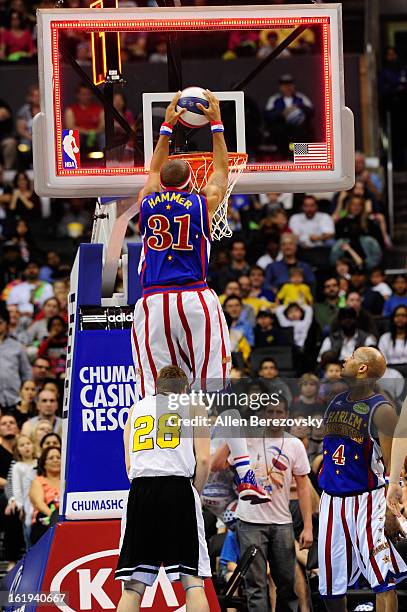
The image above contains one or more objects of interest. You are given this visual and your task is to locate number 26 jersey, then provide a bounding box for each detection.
[318,391,387,496]
[139,190,211,297]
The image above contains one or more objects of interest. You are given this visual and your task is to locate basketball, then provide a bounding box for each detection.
[176,86,209,128]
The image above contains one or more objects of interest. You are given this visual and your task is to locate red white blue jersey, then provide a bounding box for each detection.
[139,190,211,297]
[318,391,387,496]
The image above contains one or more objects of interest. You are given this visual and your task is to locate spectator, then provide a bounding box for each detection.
[27,296,60,345]
[257,358,292,405]
[264,74,314,157]
[378,305,407,366]
[9,379,36,429]
[8,218,37,263]
[254,308,285,349]
[318,307,376,361]
[256,237,281,271]
[9,171,42,218]
[37,316,68,378]
[31,357,52,390]
[229,239,250,279]
[383,274,407,317]
[238,275,273,316]
[39,251,62,283]
[57,198,92,239]
[349,268,384,315]
[236,398,313,612]
[258,192,294,213]
[30,419,52,459]
[0,11,35,61]
[318,357,346,403]
[314,277,340,336]
[64,84,104,155]
[345,291,379,336]
[288,195,334,249]
[22,389,62,438]
[0,242,24,291]
[29,446,61,545]
[274,302,313,349]
[16,84,40,168]
[7,261,53,315]
[5,433,36,548]
[354,150,383,202]
[219,280,255,326]
[0,98,17,169]
[40,432,62,452]
[0,413,24,569]
[330,195,383,270]
[149,38,167,63]
[224,30,258,59]
[266,234,315,292]
[370,267,392,300]
[291,373,324,418]
[276,267,313,306]
[257,30,290,60]
[223,296,254,347]
[7,303,31,345]
[0,304,31,409]
[248,265,275,302]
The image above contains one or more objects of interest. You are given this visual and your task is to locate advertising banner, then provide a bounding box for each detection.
[63,307,135,519]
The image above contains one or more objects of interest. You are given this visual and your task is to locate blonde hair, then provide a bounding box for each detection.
[13,434,35,461]
[31,418,53,457]
[299,373,320,390]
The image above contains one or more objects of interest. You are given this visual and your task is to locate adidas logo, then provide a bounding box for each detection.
[80,307,134,329]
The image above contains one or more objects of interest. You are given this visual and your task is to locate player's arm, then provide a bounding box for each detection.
[387,396,407,516]
[294,475,313,550]
[374,402,399,472]
[198,90,228,218]
[123,405,135,476]
[192,401,211,494]
[137,91,185,203]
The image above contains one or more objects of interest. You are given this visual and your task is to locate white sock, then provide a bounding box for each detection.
[221,409,252,480]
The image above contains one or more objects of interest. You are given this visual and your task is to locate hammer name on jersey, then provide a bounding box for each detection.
[147,192,193,209]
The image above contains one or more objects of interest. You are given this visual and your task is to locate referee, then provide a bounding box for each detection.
[115,365,211,612]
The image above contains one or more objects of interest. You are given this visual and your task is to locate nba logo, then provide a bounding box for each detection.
[62,129,80,170]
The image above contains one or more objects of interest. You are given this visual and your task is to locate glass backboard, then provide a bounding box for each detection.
[33,4,354,197]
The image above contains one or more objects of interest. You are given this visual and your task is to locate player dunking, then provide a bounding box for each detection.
[132,91,269,503]
[116,366,211,612]
[318,347,407,611]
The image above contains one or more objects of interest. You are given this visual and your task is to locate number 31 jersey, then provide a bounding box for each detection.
[128,394,196,480]
[318,391,387,496]
[139,190,211,297]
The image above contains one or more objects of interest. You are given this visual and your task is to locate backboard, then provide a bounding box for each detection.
[33,4,354,197]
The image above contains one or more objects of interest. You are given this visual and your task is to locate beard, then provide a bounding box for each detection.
[3,433,16,440]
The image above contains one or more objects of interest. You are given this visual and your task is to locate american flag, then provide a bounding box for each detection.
[293,143,328,164]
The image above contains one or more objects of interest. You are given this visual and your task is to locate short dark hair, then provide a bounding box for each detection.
[223,295,242,308]
[259,358,277,369]
[46,315,67,333]
[37,446,61,477]
[40,432,62,450]
[160,159,190,188]
[156,366,189,395]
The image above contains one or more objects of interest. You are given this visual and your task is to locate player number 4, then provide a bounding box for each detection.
[332,444,346,465]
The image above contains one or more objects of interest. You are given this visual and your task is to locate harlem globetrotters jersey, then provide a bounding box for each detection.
[318,391,388,496]
[139,190,211,297]
[128,394,196,480]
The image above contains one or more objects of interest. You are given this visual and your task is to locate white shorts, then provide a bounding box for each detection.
[132,288,231,397]
[319,488,407,597]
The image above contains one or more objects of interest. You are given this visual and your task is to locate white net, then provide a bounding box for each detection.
[169,152,248,241]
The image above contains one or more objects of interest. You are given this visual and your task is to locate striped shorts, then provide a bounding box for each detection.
[319,488,407,597]
[131,288,231,397]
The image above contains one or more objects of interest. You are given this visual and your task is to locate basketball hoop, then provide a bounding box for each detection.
[169,152,248,241]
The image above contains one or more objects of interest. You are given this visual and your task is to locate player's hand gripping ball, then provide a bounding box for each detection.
[176,86,210,128]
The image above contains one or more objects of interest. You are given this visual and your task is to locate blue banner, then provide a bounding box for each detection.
[63,324,134,519]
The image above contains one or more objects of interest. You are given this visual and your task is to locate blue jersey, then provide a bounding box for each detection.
[318,391,387,496]
[139,190,211,297]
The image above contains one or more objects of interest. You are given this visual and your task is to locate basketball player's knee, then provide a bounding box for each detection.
[124,580,146,598]
[181,575,205,592]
